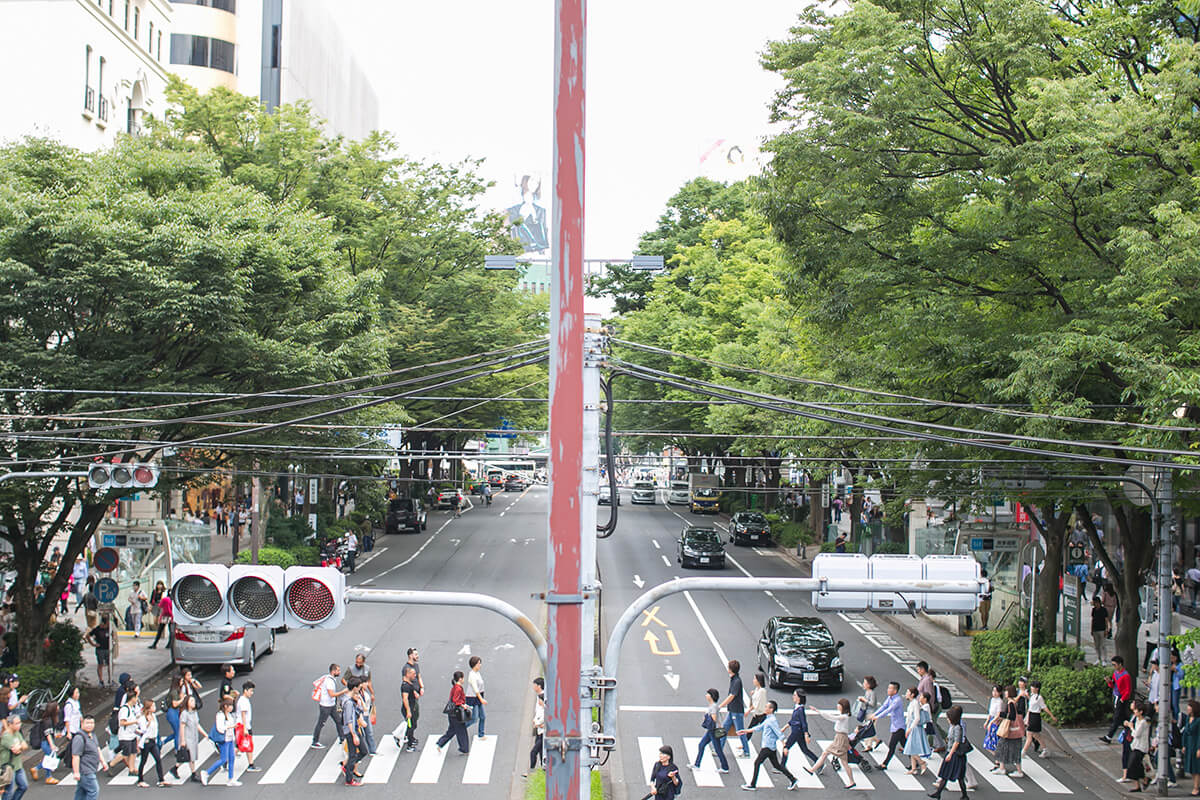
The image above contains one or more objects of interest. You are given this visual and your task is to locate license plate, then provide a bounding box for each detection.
[189,632,221,643]
[802,672,819,682]
[749,534,759,540]
[699,557,710,564]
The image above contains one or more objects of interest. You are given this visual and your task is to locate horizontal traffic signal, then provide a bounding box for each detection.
[171,564,345,629]
[88,462,159,490]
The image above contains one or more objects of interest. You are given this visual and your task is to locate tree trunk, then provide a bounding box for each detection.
[1026,503,1070,642]
[807,477,826,539]
[849,483,864,540]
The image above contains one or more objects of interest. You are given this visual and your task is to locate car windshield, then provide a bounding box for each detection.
[740,513,766,523]
[671,483,688,490]
[695,488,718,498]
[776,623,835,653]
[686,529,721,545]
[389,499,415,512]
[634,483,654,490]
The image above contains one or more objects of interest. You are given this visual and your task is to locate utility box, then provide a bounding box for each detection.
[922,555,981,613]
[811,553,870,611]
[869,554,924,613]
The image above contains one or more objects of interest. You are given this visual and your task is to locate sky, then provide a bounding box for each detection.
[322,1,804,258]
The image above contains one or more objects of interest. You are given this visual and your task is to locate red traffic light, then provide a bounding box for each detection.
[285,576,336,625]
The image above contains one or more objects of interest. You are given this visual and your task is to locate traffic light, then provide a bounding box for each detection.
[88,462,159,490]
[169,564,345,629]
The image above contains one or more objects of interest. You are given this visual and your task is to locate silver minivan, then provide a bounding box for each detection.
[171,623,276,671]
[631,482,656,504]
[666,481,690,505]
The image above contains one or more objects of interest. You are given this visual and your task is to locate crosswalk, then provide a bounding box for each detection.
[638,736,1073,793]
[56,733,500,788]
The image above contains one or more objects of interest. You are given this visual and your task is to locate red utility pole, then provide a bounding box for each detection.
[547,0,586,798]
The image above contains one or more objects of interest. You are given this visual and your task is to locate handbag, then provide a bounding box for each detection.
[175,745,191,763]
[235,723,253,753]
[41,753,61,771]
[997,718,1011,738]
[0,764,13,791]
[712,723,728,740]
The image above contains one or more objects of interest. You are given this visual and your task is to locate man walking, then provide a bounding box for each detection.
[340,679,365,787]
[1091,595,1110,664]
[393,665,420,752]
[872,681,907,769]
[466,656,488,740]
[737,701,800,790]
[528,678,545,774]
[718,660,749,758]
[1101,656,1134,743]
[312,664,346,748]
[1,713,29,800]
[978,570,992,630]
[237,682,259,772]
[71,557,89,608]
[128,582,147,638]
[71,716,101,800]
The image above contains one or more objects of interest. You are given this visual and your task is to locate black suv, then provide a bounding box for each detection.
[676,526,726,569]
[385,498,427,535]
[729,511,771,546]
[757,616,844,689]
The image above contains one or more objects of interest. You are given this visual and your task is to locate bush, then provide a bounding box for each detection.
[13,664,74,693]
[233,546,296,568]
[970,628,1083,687]
[45,621,85,672]
[819,540,857,553]
[264,514,312,549]
[1039,664,1111,725]
[288,546,319,566]
[775,521,814,548]
[875,541,907,555]
[765,513,782,524]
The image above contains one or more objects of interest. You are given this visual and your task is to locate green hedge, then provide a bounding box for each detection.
[46,621,85,672]
[774,521,814,548]
[875,541,907,555]
[970,629,1083,686]
[1039,665,1110,725]
[819,540,858,553]
[13,664,74,693]
[288,546,319,566]
[233,546,296,569]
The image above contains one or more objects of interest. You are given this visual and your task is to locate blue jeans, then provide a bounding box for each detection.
[693,729,730,770]
[724,712,749,755]
[467,697,486,737]
[362,718,377,755]
[160,706,180,751]
[72,773,99,800]
[2,767,27,800]
[206,741,235,780]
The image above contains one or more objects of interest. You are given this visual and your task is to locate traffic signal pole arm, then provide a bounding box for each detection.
[345,587,548,671]
[0,471,87,483]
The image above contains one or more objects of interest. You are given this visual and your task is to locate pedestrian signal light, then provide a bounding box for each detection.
[283,566,345,629]
[88,461,159,490]
[171,564,228,625]
[227,565,285,627]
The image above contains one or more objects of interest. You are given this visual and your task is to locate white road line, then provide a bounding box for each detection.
[816,740,873,789]
[652,539,660,549]
[308,741,348,783]
[681,590,731,667]
[733,743,772,788]
[175,739,217,783]
[461,734,497,784]
[726,554,791,614]
[371,516,457,579]
[499,511,506,517]
[966,749,1020,791]
[362,734,401,783]
[638,736,664,785]
[260,735,310,784]
[352,547,389,571]
[1017,757,1071,793]
[410,734,450,784]
[682,736,726,786]
[231,734,272,781]
[661,554,671,567]
[867,746,924,790]
[783,747,823,787]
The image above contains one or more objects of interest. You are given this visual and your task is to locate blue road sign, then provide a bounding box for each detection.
[92,547,119,572]
[95,577,119,603]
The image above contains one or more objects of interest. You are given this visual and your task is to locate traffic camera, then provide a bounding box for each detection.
[170,564,345,629]
[87,462,159,490]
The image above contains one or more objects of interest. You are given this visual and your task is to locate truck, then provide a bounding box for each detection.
[689,473,721,514]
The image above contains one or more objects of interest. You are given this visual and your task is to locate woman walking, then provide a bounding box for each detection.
[993,685,1026,778]
[803,699,858,788]
[1125,701,1152,792]
[690,689,730,774]
[435,671,471,755]
[177,695,206,783]
[200,697,238,786]
[29,701,60,784]
[1181,700,1200,796]
[1023,680,1057,758]
[982,685,1003,767]
[855,676,880,751]
[927,706,970,799]
[648,744,683,799]
[135,700,169,787]
[150,586,172,650]
[160,675,184,757]
[747,674,769,730]
[903,689,932,775]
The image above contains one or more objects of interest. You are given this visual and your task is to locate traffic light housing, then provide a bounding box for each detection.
[88,462,159,490]
[171,564,229,625]
[169,565,345,629]
[283,567,346,629]
[227,565,285,628]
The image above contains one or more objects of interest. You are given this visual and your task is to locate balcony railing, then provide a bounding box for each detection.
[98,95,109,122]
[83,85,95,112]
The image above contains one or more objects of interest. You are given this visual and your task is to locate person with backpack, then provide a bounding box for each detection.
[70,715,102,800]
[311,664,346,749]
[339,678,365,787]
[108,683,140,776]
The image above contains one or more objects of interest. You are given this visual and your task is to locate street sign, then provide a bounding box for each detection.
[98,602,115,614]
[1063,577,1081,645]
[93,547,119,573]
[101,533,155,549]
[969,536,1020,553]
[309,478,318,502]
[95,577,119,603]
[1067,544,1087,566]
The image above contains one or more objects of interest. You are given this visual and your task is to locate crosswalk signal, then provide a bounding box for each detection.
[88,462,159,490]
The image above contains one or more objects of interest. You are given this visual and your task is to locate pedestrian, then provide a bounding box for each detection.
[84,619,110,688]
[781,690,820,766]
[311,663,346,748]
[834,532,847,553]
[872,680,908,769]
[737,700,799,790]
[236,682,258,772]
[1182,700,1200,796]
[134,700,168,787]
[1125,701,1152,792]
[70,715,102,800]
[405,648,425,698]
[435,671,471,755]
[1023,680,1057,758]
[128,582,147,638]
[392,664,420,752]
[718,660,749,758]
[344,654,374,755]
[993,685,1025,778]
[160,675,184,757]
[147,582,165,638]
[927,705,971,800]
[978,569,992,629]
[82,582,99,633]
[466,655,488,740]
[200,697,238,786]
[109,683,140,775]
[214,503,226,536]
[64,686,83,741]
[343,529,358,574]
[647,744,683,799]
[218,664,235,702]
[854,675,879,750]
[690,689,730,774]
[71,556,89,608]
[0,713,28,800]
[482,483,492,506]
[804,699,857,787]
[747,673,768,731]
[1092,596,1111,664]
[177,695,205,783]
[903,688,932,775]
[149,589,172,650]
[451,490,462,519]
[29,701,60,784]
[1102,656,1135,743]
[339,678,365,787]
[1103,582,1120,632]
[983,684,1003,765]
[528,677,544,774]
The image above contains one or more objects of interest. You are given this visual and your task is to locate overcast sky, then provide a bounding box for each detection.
[324,1,803,257]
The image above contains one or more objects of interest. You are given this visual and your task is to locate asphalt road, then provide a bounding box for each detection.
[53,485,1100,799]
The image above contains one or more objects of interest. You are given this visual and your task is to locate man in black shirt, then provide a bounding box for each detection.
[719,659,749,758]
[1091,596,1110,664]
[396,665,419,752]
[219,664,236,700]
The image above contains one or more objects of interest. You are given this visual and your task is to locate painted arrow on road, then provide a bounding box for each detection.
[644,629,680,656]
[633,574,645,588]
[663,672,681,691]
[457,644,471,655]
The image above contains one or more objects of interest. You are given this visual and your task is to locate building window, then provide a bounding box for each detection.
[270,24,280,68]
[83,45,95,112]
[169,33,236,73]
[108,0,113,14]
[157,30,162,60]
[97,56,108,121]
[123,0,129,29]
[148,22,153,50]
[169,0,236,12]
[134,7,139,38]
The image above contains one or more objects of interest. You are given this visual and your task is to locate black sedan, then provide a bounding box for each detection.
[676,526,726,569]
[729,511,771,546]
[757,616,844,689]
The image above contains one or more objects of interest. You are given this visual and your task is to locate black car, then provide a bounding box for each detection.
[385,498,427,535]
[504,476,525,492]
[729,511,770,546]
[757,616,844,689]
[676,526,726,569]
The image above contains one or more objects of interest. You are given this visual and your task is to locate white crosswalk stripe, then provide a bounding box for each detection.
[733,744,773,788]
[867,745,924,790]
[410,734,450,784]
[362,733,401,783]
[260,735,310,784]
[783,746,823,787]
[1019,756,1072,793]
[816,740,873,789]
[309,740,350,783]
[682,736,726,786]
[967,749,1021,792]
[638,736,664,785]
[462,735,497,784]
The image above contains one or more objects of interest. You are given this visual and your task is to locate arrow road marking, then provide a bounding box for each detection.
[494,642,515,650]
[643,629,681,656]
[633,574,645,588]
[663,672,681,691]
[458,644,471,655]
[641,606,667,628]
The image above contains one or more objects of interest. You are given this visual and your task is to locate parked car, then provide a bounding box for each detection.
[666,481,690,505]
[729,511,770,545]
[676,526,726,569]
[385,497,427,534]
[631,482,656,504]
[598,484,620,505]
[436,488,463,509]
[756,616,844,689]
[172,624,275,671]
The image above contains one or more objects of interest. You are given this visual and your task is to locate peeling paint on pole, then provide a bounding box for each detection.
[548,1,586,800]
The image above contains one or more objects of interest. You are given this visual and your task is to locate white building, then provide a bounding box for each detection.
[0,0,173,150]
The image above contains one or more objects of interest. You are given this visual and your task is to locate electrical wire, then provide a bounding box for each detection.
[597,377,617,538]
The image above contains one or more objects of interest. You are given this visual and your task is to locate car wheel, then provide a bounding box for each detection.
[268,630,276,654]
[768,670,782,690]
[246,644,256,672]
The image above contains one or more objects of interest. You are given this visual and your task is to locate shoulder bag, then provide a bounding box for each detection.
[997,718,1011,738]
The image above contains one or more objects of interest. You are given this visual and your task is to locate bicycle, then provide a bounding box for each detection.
[26,677,72,721]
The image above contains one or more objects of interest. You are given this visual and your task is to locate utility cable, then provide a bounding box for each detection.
[597,376,618,538]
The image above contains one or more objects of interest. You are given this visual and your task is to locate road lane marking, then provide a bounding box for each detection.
[410,734,450,783]
[371,515,457,580]
[641,606,668,628]
[643,629,680,656]
[661,554,671,567]
[867,745,924,790]
[1016,757,1070,793]
[230,734,272,781]
[682,736,726,786]
[726,553,791,613]
[308,740,349,783]
[353,547,388,570]
[638,737,664,785]
[966,749,1020,791]
[362,734,401,783]
[681,590,731,667]
[652,539,660,549]
[816,740,873,789]
[462,734,497,784]
[260,735,310,784]
[633,574,645,588]
[783,747,823,787]
[732,743,772,787]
